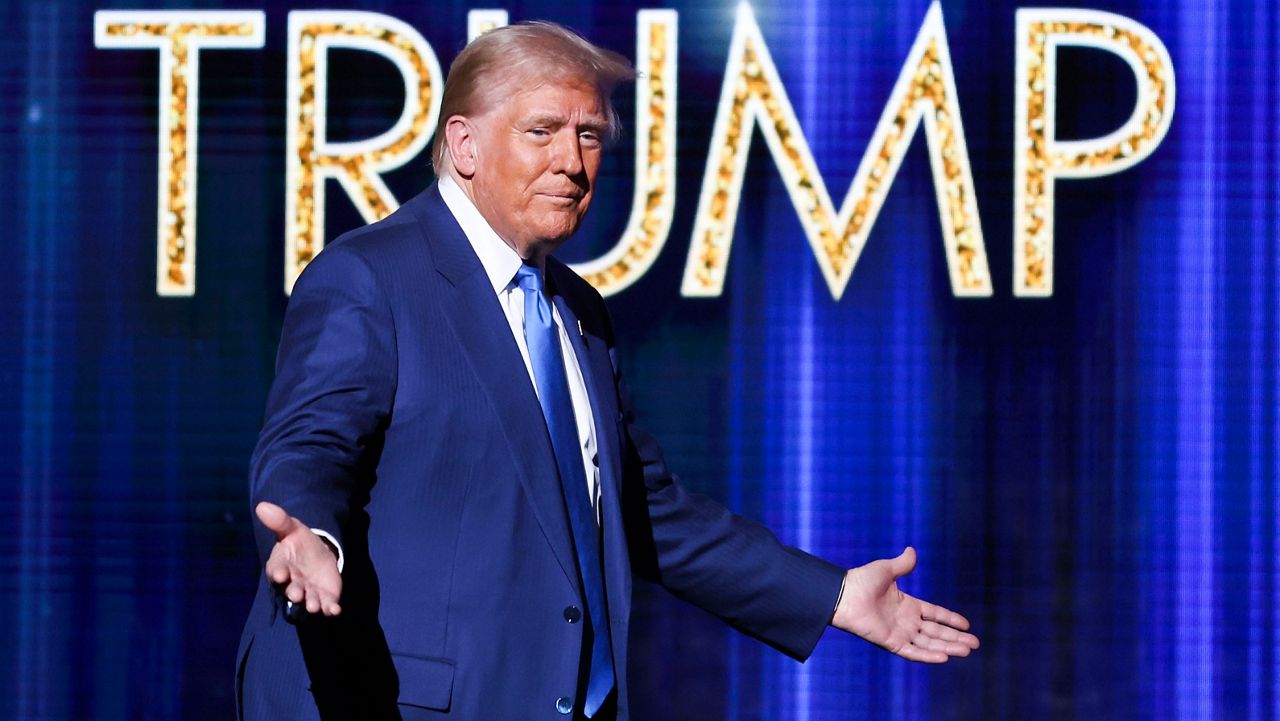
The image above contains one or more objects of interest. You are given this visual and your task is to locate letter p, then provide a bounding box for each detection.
[1013,9,1175,296]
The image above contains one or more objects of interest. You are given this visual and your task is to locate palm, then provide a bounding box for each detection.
[831,547,979,663]
[257,501,344,617]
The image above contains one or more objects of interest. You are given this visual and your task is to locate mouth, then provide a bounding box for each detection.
[537,191,585,204]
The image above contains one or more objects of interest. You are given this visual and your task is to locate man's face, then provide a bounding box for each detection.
[466,78,608,261]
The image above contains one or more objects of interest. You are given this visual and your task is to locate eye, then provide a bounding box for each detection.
[579,130,603,147]
[526,127,552,140]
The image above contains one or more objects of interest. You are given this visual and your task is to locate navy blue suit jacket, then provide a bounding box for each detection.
[236,185,845,720]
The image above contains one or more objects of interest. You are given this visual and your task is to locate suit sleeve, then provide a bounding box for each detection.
[611,348,846,662]
[249,245,397,566]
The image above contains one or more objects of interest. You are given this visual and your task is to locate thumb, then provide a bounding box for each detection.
[887,546,917,579]
[255,501,303,542]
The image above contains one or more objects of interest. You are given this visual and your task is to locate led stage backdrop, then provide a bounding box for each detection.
[2,0,1275,719]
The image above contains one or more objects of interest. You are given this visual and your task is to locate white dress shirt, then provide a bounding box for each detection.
[438,175,602,521]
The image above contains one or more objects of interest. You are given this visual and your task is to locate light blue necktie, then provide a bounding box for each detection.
[515,264,615,717]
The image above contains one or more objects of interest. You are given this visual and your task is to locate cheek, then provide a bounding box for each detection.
[509,150,547,187]
[584,152,603,182]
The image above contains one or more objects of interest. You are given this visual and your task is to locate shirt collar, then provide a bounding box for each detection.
[437,173,525,295]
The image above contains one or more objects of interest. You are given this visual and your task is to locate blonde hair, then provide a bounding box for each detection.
[431,21,636,171]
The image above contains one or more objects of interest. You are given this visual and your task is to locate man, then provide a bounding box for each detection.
[237,21,978,721]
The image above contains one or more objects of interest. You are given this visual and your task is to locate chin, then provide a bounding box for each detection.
[537,223,579,245]
[521,232,572,260]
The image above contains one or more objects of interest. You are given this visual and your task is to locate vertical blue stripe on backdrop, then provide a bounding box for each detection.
[1239,3,1277,720]
[1174,1,1217,719]
[18,4,62,718]
[1137,3,1183,719]
[792,255,816,721]
[1272,5,1280,715]
[793,1,820,719]
[1271,56,1280,698]
[727,248,745,719]
[1247,2,1275,718]
[727,233,748,721]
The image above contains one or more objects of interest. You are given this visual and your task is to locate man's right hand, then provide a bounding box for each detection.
[256,501,343,617]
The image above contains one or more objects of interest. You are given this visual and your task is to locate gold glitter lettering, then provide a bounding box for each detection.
[285,11,443,294]
[94,11,266,296]
[570,10,678,297]
[681,2,991,300]
[1013,9,1175,296]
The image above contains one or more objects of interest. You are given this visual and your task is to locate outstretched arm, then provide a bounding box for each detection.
[831,547,979,663]
[249,246,395,617]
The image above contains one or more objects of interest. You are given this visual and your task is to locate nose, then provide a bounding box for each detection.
[550,129,585,177]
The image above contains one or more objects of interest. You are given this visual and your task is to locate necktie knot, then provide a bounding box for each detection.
[515,263,543,294]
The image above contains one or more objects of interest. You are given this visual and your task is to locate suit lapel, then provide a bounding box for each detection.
[409,187,578,589]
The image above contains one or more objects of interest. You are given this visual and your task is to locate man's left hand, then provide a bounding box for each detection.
[831,547,980,663]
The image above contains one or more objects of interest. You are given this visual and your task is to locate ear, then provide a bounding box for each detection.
[444,116,478,178]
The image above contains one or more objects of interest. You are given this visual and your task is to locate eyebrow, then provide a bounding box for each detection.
[578,118,609,134]
[522,112,609,134]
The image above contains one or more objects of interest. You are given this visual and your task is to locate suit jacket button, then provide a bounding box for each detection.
[563,605,582,623]
[556,696,573,714]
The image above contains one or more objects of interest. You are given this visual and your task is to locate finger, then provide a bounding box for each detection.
[256,501,303,542]
[920,619,978,645]
[919,601,972,632]
[887,546,917,579]
[285,582,305,604]
[911,634,972,657]
[310,571,343,617]
[267,563,291,586]
[306,576,340,615]
[909,634,952,652]
[314,588,341,616]
[264,553,292,586]
[897,641,947,664]
[921,619,967,642]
